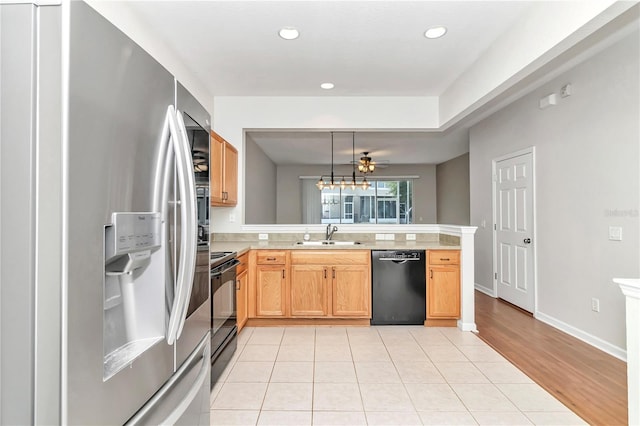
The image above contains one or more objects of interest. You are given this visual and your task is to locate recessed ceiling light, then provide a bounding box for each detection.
[320,83,335,90]
[424,26,447,39]
[278,27,299,40]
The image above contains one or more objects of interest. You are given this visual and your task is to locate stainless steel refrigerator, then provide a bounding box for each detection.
[0,1,211,424]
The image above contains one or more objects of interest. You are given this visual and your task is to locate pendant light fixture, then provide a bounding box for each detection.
[350,132,357,190]
[329,132,336,189]
[316,131,372,191]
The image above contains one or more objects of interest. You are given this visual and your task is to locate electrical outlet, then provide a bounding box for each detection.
[560,83,572,98]
[258,233,269,240]
[384,234,395,241]
[375,234,385,241]
[609,226,622,241]
[591,298,600,312]
[406,233,416,241]
[229,213,236,223]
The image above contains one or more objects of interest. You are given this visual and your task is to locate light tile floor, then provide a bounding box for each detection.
[210,326,587,425]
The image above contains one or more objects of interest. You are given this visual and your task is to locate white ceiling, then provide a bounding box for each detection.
[118,1,625,166]
[247,129,469,165]
[125,1,532,97]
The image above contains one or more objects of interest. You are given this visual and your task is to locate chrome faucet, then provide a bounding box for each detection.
[326,224,338,241]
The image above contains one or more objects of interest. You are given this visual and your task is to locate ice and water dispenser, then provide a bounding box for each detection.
[103,212,165,380]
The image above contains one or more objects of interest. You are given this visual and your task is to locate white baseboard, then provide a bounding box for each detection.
[475,283,496,297]
[457,320,478,332]
[534,311,627,362]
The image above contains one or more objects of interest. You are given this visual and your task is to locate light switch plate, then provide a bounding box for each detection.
[375,234,385,240]
[406,233,416,241]
[608,226,622,241]
[384,234,395,241]
[258,233,269,240]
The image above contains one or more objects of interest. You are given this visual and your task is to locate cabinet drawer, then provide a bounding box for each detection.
[256,250,287,265]
[290,250,369,265]
[237,252,249,275]
[428,250,460,265]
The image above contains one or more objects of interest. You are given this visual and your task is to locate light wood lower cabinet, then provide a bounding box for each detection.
[290,250,371,319]
[256,266,287,317]
[426,250,460,320]
[251,250,289,318]
[290,265,329,316]
[236,253,248,332]
[247,249,371,321]
[332,265,370,317]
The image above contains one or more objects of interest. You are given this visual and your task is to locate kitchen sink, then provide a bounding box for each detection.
[295,240,362,246]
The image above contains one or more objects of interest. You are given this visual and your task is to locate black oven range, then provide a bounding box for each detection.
[210,251,239,387]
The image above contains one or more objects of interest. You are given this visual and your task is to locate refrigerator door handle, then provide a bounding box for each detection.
[154,106,179,335]
[167,108,197,343]
[159,106,196,345]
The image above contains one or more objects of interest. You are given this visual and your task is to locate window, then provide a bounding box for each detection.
[312,179,413,225]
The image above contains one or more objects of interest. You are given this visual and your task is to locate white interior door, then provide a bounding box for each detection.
[494,151,535,312]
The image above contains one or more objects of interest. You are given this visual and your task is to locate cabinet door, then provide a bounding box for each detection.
[223,142,238,205]
[209,132,224,204]
[256,266,287,317]
[236,270,248,331]
[290,265,329,317]
[332,265,370,317]
[427,265,460,318]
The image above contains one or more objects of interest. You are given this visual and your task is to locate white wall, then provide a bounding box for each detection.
[245,135,277,224]
[211,96,438,232]
[469,29,639,356]
[436,153,470,225]
[439,0,631,127]
[270,164,437,225]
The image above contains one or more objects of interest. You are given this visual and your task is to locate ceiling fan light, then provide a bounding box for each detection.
[369,164,375,172]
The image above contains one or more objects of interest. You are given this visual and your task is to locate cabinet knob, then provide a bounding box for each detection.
[523,238,532,244]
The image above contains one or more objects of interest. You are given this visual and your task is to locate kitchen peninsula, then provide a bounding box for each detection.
[211,225,477,332]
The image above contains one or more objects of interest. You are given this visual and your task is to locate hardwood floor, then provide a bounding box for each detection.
[474,291,628,426]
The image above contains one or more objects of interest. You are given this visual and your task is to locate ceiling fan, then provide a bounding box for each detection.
[354,152,389,174]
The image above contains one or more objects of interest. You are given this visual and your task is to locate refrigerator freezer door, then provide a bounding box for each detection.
[66,3,174,424]
[125,333,211,426]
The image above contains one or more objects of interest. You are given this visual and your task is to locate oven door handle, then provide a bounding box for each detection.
[211,259,241,277]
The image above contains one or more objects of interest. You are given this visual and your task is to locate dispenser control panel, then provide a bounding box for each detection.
[105,212,162,261]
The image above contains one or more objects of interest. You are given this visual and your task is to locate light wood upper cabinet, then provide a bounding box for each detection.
[210,130,237,206]
[427,250,460,319]
[223,143,238,205]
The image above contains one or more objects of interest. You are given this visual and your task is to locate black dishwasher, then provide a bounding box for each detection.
[371,250,426,325]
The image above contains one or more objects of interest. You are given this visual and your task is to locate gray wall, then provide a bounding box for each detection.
[469,29,639,352]
[436,153,470,225]
[244,135,277,224]
[272,164,437,224]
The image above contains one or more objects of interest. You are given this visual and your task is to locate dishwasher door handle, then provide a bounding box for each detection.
[378,258,421,263]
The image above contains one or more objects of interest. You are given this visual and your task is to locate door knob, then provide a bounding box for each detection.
[523,238,531,244]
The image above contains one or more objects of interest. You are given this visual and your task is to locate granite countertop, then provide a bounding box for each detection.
[210,240,460,255]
